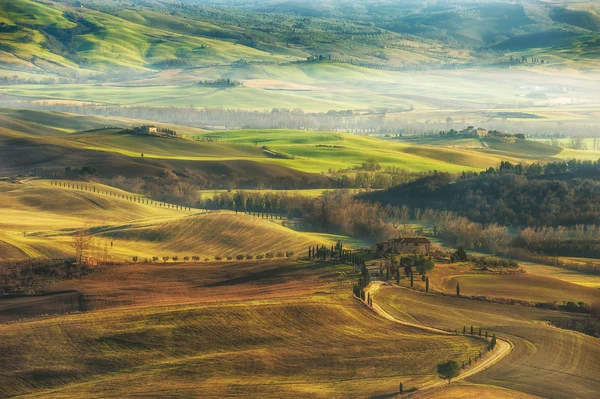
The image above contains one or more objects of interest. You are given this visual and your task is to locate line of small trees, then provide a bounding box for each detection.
[49,180,194,211]
[132,251,296,263]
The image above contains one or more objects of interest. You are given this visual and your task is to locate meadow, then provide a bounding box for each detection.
[0,180,354,260]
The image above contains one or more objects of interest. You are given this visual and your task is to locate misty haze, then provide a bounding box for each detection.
[0,0,599,398]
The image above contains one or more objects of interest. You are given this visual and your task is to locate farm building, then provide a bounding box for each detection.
[380,237,431,255]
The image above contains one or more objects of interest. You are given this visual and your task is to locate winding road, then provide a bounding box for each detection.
[363,281,514,396]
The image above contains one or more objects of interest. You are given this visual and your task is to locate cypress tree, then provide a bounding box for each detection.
[396,266,400,283]
[463,325,466,334]
[456,282,461,296]
[479,327,482,336]
[469,357,472,366]
[410,271,414,287]
[491,334,497,349]
[399,383,403,394]
[386,267,390,281]
[425,276,429,292]
[485,331,488,339]
[470,325,474,335]
[308,247,311,259]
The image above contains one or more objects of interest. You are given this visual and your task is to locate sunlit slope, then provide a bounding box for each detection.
[374,286,600,399]
[1,110,528,173]
[0,0,300,73]
[422,263,600,306]
[0,128,324,183]
[100,211,334,259]
[441,273,600,306]
[209,129,561,173]
[0,109,583,175]
[0,180,341,259]
[0,180,188,258]
[0,293,487,398]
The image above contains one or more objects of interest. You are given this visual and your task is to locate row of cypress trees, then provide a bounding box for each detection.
[50,180,193,211]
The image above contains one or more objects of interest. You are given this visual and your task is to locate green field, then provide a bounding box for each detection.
[4,108,600,176]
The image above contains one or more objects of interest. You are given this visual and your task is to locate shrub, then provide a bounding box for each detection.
[204,257,210,262]
[215,255,222,261]
[152,256,159,262]
[245,254,254,260]
[236,254,245,260]
[256,254,265,259]
[192,256,200,262]
[183,256,190,262]
[227,256,233,260]
[276,251,285,258]
[162,256,169,263]
[172,256,179,262]
[132,256,138,262]
[285,251,295,258]
[266,252,275,259]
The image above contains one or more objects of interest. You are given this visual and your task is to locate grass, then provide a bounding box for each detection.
[374,285,600,399]
[411,262,600,306]
[2,109,560,174]
[2,107,597,175]
[0,180,356,260]
[419,383,543,399]
[0,260,487,398]
[520,261,600,289]
[197,129,532,173]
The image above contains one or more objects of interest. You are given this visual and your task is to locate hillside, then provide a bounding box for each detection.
[1,109,566,176]
[2,0,599,76]
[361,160,600,226]
[0,258,489,398]
[0,180,343,260]
[374,286,600,399]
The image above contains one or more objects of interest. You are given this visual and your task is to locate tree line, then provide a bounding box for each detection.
[363,160,600,226]
[1,96,589,136]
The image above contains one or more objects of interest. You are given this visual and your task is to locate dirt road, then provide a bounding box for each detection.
[364,282,513,395]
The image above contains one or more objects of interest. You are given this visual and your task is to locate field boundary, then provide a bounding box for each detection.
[362,281,513,396]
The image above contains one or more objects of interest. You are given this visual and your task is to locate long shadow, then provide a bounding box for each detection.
[202,262,334,288]
[369,393,398,399]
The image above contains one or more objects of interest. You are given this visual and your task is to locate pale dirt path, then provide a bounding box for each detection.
[363,281,514,396]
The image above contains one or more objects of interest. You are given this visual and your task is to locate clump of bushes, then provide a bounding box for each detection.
[0,259,91,295]
[471,255,519,269]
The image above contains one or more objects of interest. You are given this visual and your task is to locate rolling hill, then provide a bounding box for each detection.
[0,258,489,399]
[0,179,346,260]
[374,285,600,399]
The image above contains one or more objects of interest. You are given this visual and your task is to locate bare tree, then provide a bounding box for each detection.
[72,228,93,264]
